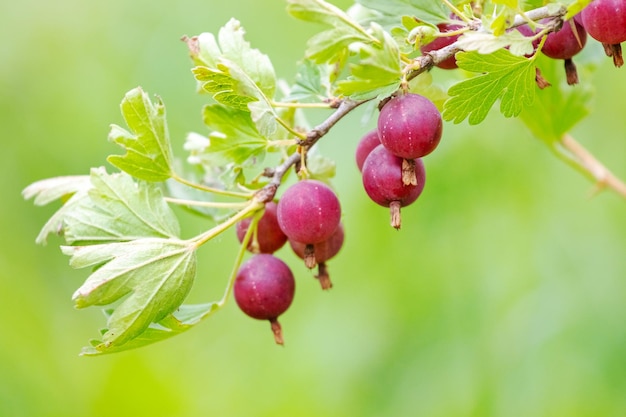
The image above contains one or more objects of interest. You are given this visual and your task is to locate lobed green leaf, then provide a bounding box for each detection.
[188,19,279,136]
[287,0,375,64]
[305,29,367,64]
[191,66,257,111]
[80,303,219,356]
[64,167,180,244]
[284,60,332,103]
[442,49,536,125]
[107,87,174,182]
[190,20,276,99]
[22,175,92,244]
[194,104,268,166]
[64,237,196,350]
[336,23,402,100]
[22,175,91,206]
[288,0,361,26]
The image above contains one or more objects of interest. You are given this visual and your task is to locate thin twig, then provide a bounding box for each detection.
[254,98,369,203]
[558,134,626,198]
[406,5,567,82]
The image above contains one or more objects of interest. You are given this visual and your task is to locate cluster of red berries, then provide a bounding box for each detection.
[233,180,344,344]
[229,1,626,346]
[356,92,443,229]
[231,92,443,344]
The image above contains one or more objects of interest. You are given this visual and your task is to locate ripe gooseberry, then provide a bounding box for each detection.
[377,93,442,185]
[236,202,287,254]
[355,129,381,172]
[581,0,626,67]
[541,19,587,84]
[361,145,426,229]
[234,254,295,345]
[277,179,341,268]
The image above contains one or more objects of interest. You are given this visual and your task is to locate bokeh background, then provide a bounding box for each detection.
[2,1,626,416]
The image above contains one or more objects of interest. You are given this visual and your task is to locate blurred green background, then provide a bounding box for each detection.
[2,1,626,416]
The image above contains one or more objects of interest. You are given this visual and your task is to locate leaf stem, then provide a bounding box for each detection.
[275,116,308,140]
[216,209,262,307]
[254,98,369,204]
[442,0,470,23]
[171,172,252,199]
[190,199,264,249]
[267,139,298,149]
[551,134,626,198]
[320,1,379,45]
[299,99,369,147]
[270,100,333,109]
[164,197,250,209]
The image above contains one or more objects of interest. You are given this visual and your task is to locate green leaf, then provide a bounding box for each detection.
[408,71,449,111]
[64,167,180,244]
[442,49,536,125]
[80,303,219,356]
[336,23,403,100]
[490,6,517,36]
[522,0,544,10]
[107,87,174,181]
[22,175,92,244]
[64,237,196,349]
[191,66,257,111]
[455,30,536,57]
[288,0,368,27]
[304,28,369,64]
[195,104,268,166]
[22,175,91,206]
[284,60,332,103]
[188,19,279,137]
[216,20,276,99]
[287,0,375,64]
[306,151,336,185]
[164,175,222,220]
[190,19,276,99]
[518,54,593,144]
[355,0,449,26]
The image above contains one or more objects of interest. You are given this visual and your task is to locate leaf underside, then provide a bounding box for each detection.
[81,303,219,356]
[65,238,197,350]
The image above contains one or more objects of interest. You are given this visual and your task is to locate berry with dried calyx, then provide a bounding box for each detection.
[234,254,295,345]
[289,223,344,290]
[581,0,626,67]
[361,145,426,229]
[377,93,442,186]
[277,179,341,268]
